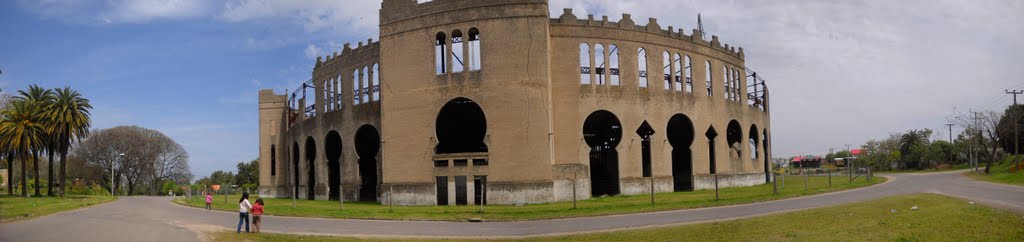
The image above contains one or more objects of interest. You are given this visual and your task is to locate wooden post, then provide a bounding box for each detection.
[714,173,719,201]
[389,185,394,212]
[479,181,485,213]
[828,167,832,187]
[772,171,778,195]
[649,177,655,206]
[339,184,344,210]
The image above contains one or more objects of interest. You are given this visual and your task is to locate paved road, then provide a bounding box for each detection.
[2,170,1023,241]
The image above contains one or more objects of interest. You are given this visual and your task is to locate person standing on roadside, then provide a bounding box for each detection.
[236,192,252,233]
[205,192,213,210]
[251,198,264,233]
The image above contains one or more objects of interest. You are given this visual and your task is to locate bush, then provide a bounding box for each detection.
[68,183,111,196]
[161,181,177,195]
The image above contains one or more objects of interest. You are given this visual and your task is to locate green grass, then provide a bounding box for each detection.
[968,155,1024,186]
[175,175,884,221]
[0,195,117,222]
[209,193,1024,241]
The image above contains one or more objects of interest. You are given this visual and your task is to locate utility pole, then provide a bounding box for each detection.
[945,123,955,143]
[972,111,980,173]
[845,144,852,180]
[1006,90,1022,169]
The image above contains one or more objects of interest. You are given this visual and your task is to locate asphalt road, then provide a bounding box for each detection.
[1,170,1022,241]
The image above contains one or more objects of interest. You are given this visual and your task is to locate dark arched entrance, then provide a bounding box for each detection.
[304,136,316,200]
[726,120,742,158]
[355,125,381,202]
[749,124,760,162]
[325,131,342,201]
[667,114,695,191]
[292,142,299,198]
[584,110,622,197]
[435,98,488,154]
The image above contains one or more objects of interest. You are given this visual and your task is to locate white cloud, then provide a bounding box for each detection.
[304,44,322,59]
[17,0,211,23]
[100,0,210,23]
[219,0,380,36]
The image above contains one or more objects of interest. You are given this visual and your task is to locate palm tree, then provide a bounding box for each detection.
[0,99,46,197]
[17,85,54,197]
[45,87,92,197]
[899,129,931,169]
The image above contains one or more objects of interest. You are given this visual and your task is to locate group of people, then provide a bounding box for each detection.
[203,191,265,234]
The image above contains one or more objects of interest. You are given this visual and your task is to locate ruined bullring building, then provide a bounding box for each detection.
[258,0,772,206]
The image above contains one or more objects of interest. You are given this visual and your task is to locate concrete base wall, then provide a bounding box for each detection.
[487,181,553,205]
[694,173,767,190]
[620,176,675,195]
[552,178,590,202]
[382,183,436,206]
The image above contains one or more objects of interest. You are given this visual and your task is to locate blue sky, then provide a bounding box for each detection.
[1,0,1022,178]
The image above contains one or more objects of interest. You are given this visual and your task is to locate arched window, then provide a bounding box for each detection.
[468,28,481,71]
[705,60,713,96]
[323,79,331,111]
[637,48,648,88]
[735,69,742,101]
[609,44,619,86]
[673,53,682,92]
[364,65,372,102]
[335,74,342,108]
[594,43,605,85]
[451,30,464,73]
[372,64,380,102]
[579,43,590,84]
[435,32,447,75]
[353,69,360,105]
[684,55,692,92]
[663,51,671,90]
[723,66,729,99]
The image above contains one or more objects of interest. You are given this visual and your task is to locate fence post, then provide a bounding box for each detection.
[649,177,655,206]
[772,171,778,195]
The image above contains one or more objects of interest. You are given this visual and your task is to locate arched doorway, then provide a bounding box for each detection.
[750,124,760,160]
[435,98,488,154]
[584,110,622,197]
[304,136,316,200]
[292,142,299,199]
[667,114,695,191]
[355,125,381,202]
[325,131,342,201]
[726,120,742,158]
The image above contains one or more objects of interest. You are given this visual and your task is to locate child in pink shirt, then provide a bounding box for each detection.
[205,192,213,210]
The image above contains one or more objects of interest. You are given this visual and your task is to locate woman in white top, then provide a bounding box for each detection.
[236,192,252,233]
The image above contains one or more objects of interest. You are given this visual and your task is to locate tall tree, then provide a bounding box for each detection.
[44,87,92,197]
[899,129,932,169]
[0,99,46,197]
[235,159,258,186]
[0,92,12,195]
[16,85,54,196]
